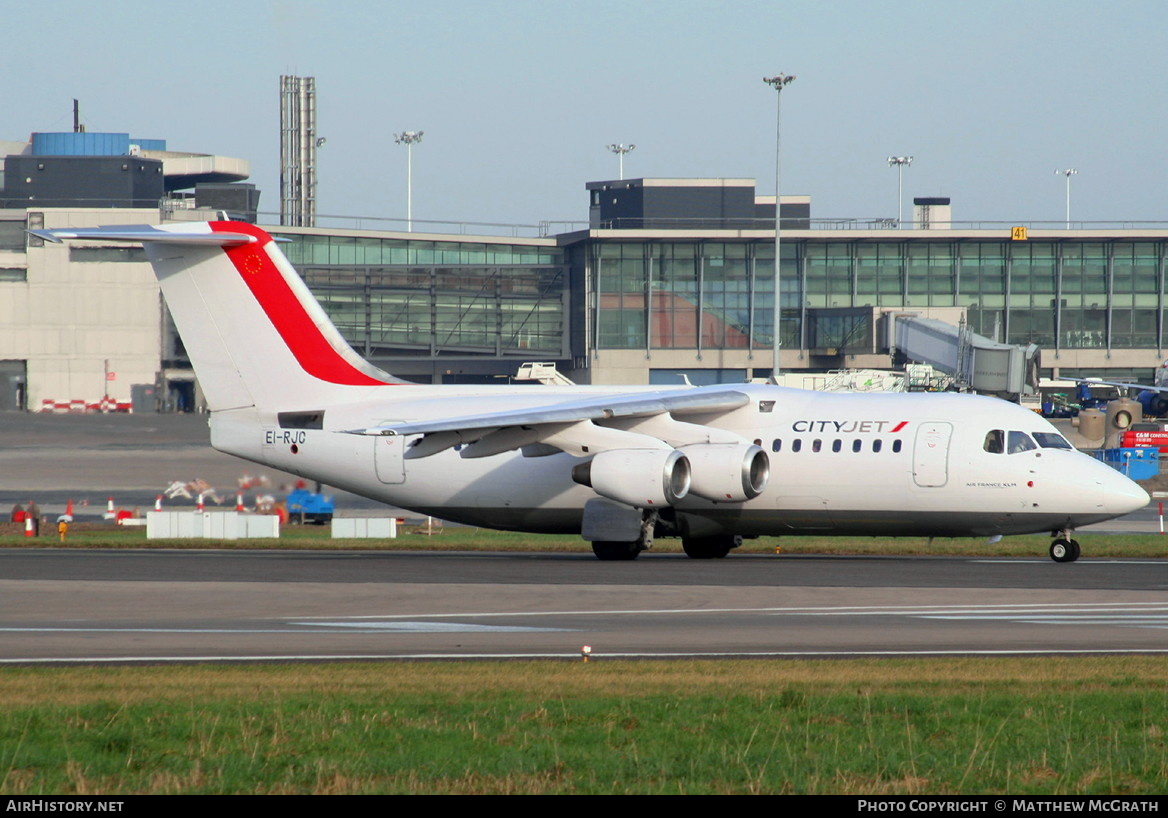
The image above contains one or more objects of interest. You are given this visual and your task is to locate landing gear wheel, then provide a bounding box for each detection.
[592,541,642,561]
[1050,538,1081,563]
[681,534,740,559]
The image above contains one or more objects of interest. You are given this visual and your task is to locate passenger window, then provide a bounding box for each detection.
[812,439,822,453]
[872,439,882,453]
[892,439,902,453]
[1008,431,1037,454]
[1033,432,1073,450]
[792,439,802,453]
[983,429,1005,454]
[772,439,782,452]
[852,439,862,453]
[831,439,842,453]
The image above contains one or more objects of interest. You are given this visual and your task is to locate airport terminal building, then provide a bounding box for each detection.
[262,177,1168,391]
[2,140,1167,409]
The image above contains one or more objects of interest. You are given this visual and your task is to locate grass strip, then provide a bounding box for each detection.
[1,657,1166,794]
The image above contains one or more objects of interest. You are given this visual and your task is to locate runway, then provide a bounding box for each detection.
[4,549,1168,664]
[4,414,1166,664]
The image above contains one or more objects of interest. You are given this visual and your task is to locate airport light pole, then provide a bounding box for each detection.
[888,156,913,228]
[606,144,636,180]
[394,131,424,231]
[764,73,795,379]
[1055,168,1078,228]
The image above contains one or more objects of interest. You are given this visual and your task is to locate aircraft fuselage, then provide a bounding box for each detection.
[209,383,1144,540]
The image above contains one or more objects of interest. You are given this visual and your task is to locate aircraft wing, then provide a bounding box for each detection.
[347,385,755,459]
[1059,377,1167,393]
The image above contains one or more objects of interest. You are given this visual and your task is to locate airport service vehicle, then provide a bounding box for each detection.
[33,222,1149,562]
[286,487,335,525]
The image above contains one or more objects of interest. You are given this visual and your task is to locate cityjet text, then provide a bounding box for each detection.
[792,420,909,434]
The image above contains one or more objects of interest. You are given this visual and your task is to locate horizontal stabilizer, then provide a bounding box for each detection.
[29,225,259,247]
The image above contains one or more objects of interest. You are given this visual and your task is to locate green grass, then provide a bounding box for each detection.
[1,658,1166,794]
[4,523,1168,559]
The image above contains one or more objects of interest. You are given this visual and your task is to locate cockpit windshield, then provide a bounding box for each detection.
[983,430,1004,454]
[1033,432,1074,450]
[1008,431,1037,453]
[984,429,1073,454]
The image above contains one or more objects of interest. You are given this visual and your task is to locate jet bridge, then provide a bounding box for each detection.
[886,314,1040,398]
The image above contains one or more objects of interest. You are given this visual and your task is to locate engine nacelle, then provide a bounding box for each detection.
[682,443,769,502]
[571,448,691,508]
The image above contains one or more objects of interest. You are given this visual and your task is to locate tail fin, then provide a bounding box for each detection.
[33,221,402,411]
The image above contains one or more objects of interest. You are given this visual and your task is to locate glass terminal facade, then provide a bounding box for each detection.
[264,186,1168,385]
[573,235,1168,355]
[275,230,570,377]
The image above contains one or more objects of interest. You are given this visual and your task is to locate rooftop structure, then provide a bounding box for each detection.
[0,131,251,212]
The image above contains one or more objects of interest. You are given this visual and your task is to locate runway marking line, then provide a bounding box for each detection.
[5,603,1166,643]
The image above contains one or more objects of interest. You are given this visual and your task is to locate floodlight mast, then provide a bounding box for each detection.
[763,73,795,379]
[606,144,636,180]
[1055,168,1078,229]
[888,156,913,228]
[394,131,424,232]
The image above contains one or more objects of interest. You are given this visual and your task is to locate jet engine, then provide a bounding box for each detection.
[682,443,769,502]
[571,448,691,508]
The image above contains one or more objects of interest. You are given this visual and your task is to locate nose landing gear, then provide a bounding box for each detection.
[1049,530,1081,563]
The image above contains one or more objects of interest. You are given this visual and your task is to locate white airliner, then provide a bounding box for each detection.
[1061,361,1168,417]
[33,221,1149,563]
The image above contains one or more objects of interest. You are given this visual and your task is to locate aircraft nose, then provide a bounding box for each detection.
[1102,471,1150,516]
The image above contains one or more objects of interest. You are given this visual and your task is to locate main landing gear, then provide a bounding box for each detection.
[1049,529,1081,563]
[589,509,745,561]
[681,534,742,559]
[591,510,656,561]
[594,533,745,560]
[592,540,644,561]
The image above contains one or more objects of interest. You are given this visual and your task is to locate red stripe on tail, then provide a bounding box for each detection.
[209,222,389,386]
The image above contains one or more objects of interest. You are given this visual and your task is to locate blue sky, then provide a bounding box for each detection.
[4,0,1165,228]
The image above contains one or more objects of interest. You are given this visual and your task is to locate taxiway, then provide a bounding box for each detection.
[3,549,1167,664]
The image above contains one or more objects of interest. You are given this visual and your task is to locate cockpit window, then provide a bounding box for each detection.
[1033,432,1073,450]
[983,429,1005,454]
[1008,431,1037,454]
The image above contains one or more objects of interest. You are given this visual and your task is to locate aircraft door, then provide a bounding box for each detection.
[913,421,952,488]
[374,434,406,484]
